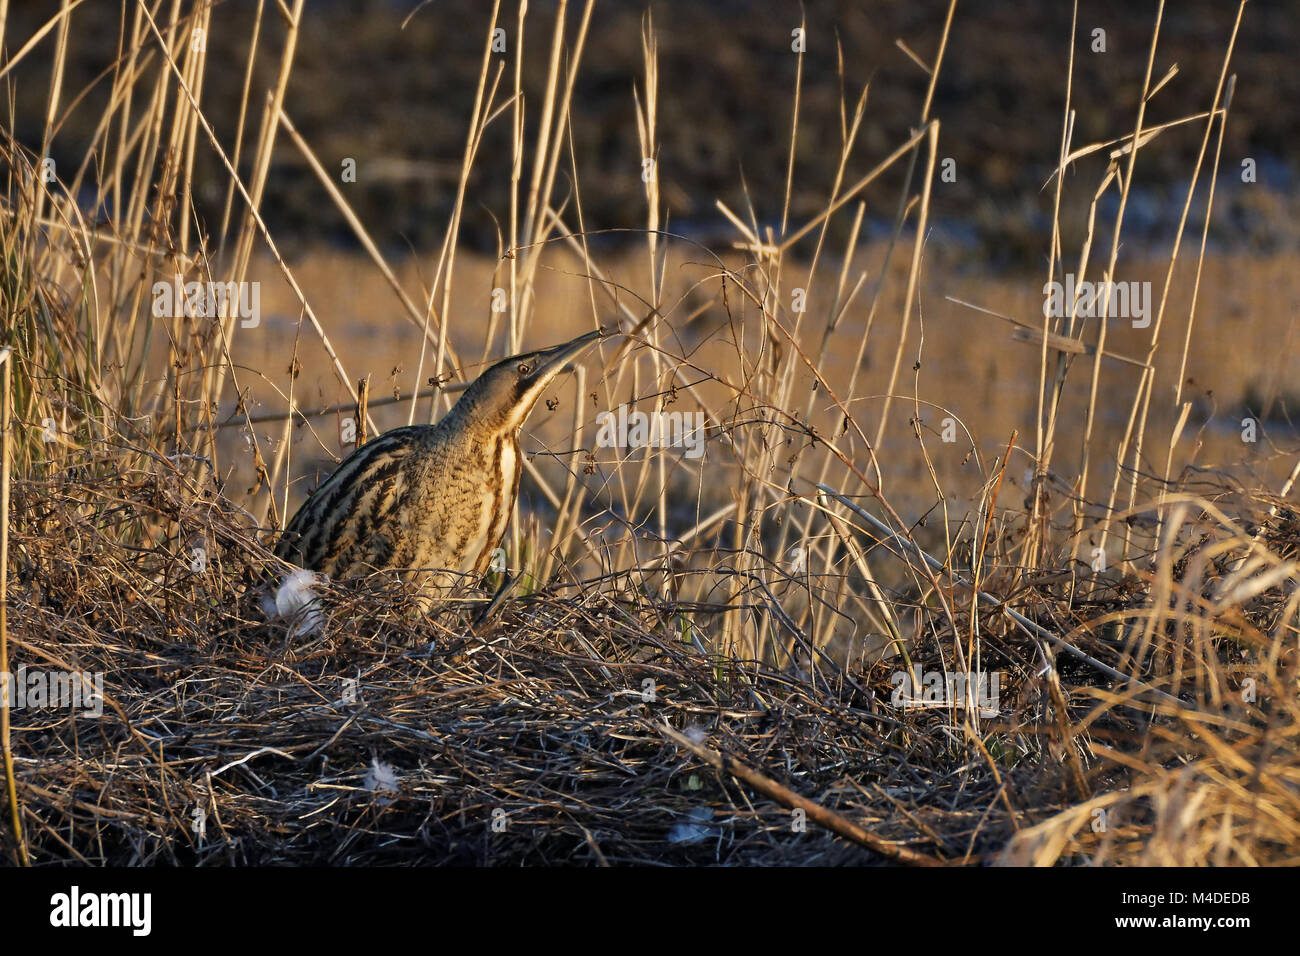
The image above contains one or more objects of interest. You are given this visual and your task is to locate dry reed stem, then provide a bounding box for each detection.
[0,0,1293,867]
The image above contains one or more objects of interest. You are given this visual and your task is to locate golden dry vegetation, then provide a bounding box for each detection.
[1,1,1297,866]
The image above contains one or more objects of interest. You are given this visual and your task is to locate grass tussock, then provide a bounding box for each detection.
[1,2,1298,865]
[8,463,1300,864]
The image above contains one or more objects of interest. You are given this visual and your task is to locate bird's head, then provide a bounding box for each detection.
[454,328,608,435]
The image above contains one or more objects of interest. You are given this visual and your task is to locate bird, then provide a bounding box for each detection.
[272,328,607,614]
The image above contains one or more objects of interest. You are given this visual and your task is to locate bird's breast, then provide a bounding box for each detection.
[463,434,520,575]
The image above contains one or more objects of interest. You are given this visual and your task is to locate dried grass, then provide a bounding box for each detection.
[4,459,1298,864]
[1,0,1297,866]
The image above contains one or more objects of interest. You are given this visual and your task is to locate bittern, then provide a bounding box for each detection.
[273,328,606,612]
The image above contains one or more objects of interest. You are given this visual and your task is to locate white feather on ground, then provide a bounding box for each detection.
[261,568,326,638]
[364,758,401,804]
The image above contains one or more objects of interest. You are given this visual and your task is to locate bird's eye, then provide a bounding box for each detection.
[517,363,532,375]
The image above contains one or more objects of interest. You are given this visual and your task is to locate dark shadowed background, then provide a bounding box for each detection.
[7,0,1297,263]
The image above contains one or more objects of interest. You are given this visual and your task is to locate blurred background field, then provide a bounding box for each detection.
[237,243,1300,523]
[2,0,1299,866]
[7,0,1300,257]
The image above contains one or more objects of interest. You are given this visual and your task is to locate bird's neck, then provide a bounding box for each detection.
[441,393,534,441]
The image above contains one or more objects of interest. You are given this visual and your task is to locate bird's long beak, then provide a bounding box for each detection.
[533,327,610,379]
[507,328,611,430]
